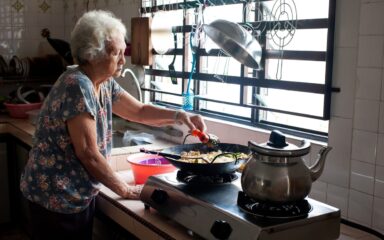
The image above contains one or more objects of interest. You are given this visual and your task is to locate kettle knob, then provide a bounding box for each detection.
[267,130,288,148]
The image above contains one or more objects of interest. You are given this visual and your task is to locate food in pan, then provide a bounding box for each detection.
[179,150,249,164]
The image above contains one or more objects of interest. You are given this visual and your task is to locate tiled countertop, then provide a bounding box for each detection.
[0,115,194,240]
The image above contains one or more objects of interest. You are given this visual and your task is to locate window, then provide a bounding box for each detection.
[140,0,336,140]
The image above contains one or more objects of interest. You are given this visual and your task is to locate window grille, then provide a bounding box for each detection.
[138,0,337,140]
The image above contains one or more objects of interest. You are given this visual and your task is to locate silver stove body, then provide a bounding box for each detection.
[140,172,340,240]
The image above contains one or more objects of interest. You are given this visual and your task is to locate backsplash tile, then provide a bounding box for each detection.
[379,102,384,133]
[334,0,360,47]
[350,160,375,194]
[353,99,380,132]
[372,197,384,233]
[375,165,384,198]
[348,190,373,226]
[359,1,384,35]
[309,181,327,203]
[323,117,352,187]
[357,36,384,68]
[377,134,384,166]
[327,184,349,218]
[356,68,382,100]
[352,130,377,164]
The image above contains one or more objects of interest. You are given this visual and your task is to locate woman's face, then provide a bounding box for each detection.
[96,33,126,79]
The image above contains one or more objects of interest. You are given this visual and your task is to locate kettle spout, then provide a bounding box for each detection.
[309,146,332,182]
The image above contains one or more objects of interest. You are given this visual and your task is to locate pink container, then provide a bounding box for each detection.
[127,153,177,184]
[4,102,42,119]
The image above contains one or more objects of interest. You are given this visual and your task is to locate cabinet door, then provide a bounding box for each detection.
[7,136,31,235]
[0,139,10,224]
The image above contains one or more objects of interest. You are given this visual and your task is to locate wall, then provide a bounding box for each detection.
[1,0,383,235]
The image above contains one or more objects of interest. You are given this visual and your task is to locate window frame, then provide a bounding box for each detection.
[140,0,338,141]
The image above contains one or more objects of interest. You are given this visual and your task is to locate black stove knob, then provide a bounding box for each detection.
[150,189,169,204]
[210,220,232,240]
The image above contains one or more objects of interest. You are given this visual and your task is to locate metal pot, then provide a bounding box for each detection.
[241,130,332,202]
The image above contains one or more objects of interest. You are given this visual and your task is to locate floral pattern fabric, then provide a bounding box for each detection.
[20,66,124,213]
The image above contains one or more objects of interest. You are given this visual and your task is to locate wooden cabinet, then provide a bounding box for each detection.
[7,135,32,235]
[0,135,10,224]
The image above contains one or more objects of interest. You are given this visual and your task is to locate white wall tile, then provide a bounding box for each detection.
[353,99,380,132]
[375,165,384,198]
[359,1,384,35]
[356,68,382,100]
[331,47,357,118]
[357,36,384,68]
[334,0,360,47]
[327,184,349,218]
[309,181,327,202]
[348,190,373,226]
[379,102,384,133]
[322,117,352,187]
[377,134,384,166]
[373,197,384,233]
[352,130,378,164]
[350,160,375,194]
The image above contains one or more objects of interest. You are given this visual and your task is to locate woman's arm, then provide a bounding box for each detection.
[112,91,206,132]
[67,112,142,199]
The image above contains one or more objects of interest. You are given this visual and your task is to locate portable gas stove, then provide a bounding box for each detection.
[140,171,340,240]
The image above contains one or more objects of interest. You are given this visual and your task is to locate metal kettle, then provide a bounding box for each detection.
[241,130,332,202]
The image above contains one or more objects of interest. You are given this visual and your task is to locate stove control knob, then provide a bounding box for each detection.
[210,220,232,240]
[151,189,168,204]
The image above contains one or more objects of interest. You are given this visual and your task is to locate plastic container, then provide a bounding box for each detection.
[4,102,42,119]
[127,153,177,184]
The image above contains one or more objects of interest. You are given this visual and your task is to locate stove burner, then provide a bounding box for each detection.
[237,191,312,219]
[176,170,238,184]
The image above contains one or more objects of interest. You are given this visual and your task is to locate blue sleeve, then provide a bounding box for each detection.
[60,76,97,121]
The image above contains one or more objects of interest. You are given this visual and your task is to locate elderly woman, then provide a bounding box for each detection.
[19,10,206,240]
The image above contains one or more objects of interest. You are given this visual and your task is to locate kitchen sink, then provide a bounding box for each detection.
[112,131,153,148]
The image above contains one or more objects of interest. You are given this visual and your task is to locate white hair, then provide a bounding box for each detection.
[70,10,126,65]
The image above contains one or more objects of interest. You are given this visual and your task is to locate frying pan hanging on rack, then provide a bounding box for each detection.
[202,19,262,70]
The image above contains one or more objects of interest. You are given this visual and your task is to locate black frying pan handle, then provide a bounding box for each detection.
[139,148,181,159]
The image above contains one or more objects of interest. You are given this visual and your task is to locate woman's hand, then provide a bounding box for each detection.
[177,111,207,133]
[123,184,143,200]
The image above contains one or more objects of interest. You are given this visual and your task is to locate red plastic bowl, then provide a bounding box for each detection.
[127,153,177,184]
[4,102,42,119]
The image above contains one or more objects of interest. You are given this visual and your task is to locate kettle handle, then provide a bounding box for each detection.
[299,139,311,149]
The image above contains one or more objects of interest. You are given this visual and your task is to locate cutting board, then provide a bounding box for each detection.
[131,17,153,66]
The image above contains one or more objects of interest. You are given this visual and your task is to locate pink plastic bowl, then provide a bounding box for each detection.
[127,153,177,184]
[4,102,42,118]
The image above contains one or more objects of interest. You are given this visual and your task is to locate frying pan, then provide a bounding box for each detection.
[143,143,250,175]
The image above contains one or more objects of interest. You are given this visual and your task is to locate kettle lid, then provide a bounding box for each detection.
[248,130,311,157]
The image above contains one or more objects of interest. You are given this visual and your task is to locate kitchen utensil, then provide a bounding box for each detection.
[142,143,250,175]
[168,32,178,84]
[184,129,220,148]
[241,130,332,202]
[182,39,197,110]
[140,149,211,164]
[127,153,177,184]
[203,19,262,69]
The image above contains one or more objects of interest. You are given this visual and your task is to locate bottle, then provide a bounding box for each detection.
[191,129,220,147]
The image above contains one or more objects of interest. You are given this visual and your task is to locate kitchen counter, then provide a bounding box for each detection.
[0,115,196,240]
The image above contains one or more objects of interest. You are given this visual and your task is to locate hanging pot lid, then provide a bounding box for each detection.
[202,19,262,69]
[248,130,311,157]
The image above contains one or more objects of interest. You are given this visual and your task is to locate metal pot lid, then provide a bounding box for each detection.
[248,130,311,157]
